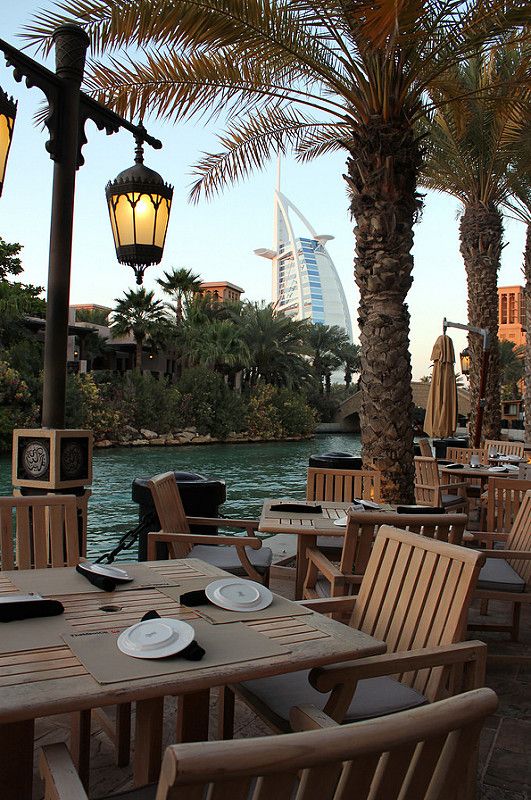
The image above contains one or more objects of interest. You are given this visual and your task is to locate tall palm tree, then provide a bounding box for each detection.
[26,0,527,500]
[498,339,525,399]
[111,288,167,372]
[185,318,250,380]
[421,45,530,443]
[307,324,350,394]
[156,267,202,323]
[341,342,362,390]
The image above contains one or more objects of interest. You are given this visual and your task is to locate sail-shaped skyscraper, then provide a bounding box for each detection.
[255,171,353,339]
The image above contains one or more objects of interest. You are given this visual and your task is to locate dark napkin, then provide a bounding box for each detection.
[0,598,64,623]
[396,505,445,515]
[76,564,117,592]
[180,589,209,607]
[140,610,205,661]
[269,502,323,514]
[445,463,465,469]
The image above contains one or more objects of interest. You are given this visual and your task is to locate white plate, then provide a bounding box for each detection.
[353,498,381,509]
[78,562,133,582]
[488,466,509,473]
[117,618,195,659]
[504,464,520,472]
[334,516,348,527]
[205,578,273,612]
[0,593,43,604]
[499,455,521,463]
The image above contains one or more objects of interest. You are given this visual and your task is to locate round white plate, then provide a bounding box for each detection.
[489,466,509,473]
[117,618,195,659]
[78,562,132,582]
[334,516,348,527]
[205,578,273,612]
[504,464,519,472]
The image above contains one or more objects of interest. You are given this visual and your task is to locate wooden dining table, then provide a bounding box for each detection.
[0,558,385,799]
[259,499,391,599]
[440,464,520,492]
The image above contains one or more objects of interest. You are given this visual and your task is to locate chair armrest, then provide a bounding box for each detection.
[305,547,344,580]
[439,482,468,490]
[309,640,487,692]
[289,705,339,731]
[482,550,531,559]
[473,532,509,545]
[148,531,262,549]
[297,596,358,613]
[39,743,88,800]
[186,516,259,535]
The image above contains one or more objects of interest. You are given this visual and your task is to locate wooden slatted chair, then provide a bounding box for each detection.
[146,472,272,585]
[484,477,531,533]
[39,688,497,800]
[518,462,531,480]
[418,437,433,457]
[220,526,486,740]
[414,456,468,512]
[446,446,488,465]
[303,511,468,601]
[0,494,80,569]
[306,466,382,503]
[470,489,531,643]
[484,439,525,458]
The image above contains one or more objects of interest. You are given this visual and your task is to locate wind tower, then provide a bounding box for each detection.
[254,159,353,338]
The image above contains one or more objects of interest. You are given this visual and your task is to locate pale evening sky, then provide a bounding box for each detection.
[0,0,526,379]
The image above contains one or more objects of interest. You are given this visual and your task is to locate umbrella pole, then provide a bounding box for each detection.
[473,346,490,448]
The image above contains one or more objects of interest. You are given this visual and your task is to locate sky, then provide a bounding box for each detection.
[0,0,526,379]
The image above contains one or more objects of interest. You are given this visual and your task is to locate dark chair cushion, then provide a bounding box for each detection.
[104,785,157,800]
[189,544,273,575]
[477,558,525,593]
[442,494,466,506]
[239,670,427,732]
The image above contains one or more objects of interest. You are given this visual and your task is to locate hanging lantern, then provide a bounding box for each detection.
[106,128,173,284]
[0,87,17,198]
[459,347,471,376]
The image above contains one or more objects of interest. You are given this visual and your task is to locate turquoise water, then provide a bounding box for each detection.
[0,434,361,559]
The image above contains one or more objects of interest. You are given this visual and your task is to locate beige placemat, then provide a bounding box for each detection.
[159,584,313,624]
[10,563,177,597]
[0,613,72,653]
[63,619,287,684]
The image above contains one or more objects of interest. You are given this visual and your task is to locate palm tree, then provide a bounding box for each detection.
[499,339,525,400]
[307,324,350,394]
[185,318,250,381]
[156,267,202,323]
[421,45,530,443]
[26,1,526,500]
[111,288,167,372]
[341,342,362,390]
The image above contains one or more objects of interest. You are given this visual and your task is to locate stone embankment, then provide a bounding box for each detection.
[94,426,313,448]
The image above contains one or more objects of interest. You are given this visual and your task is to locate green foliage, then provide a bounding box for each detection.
[104,372,183,434]
[0,361,38,451]
[245,384,283,439]
[274,388,317,436]
[499,339,525,399]
[74,307,110,325]
[0,238,22,281]
[65,374,124,440]
[178,367,245,438]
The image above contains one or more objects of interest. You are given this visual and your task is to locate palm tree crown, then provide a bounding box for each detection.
[111,287,167,372]
[156,267,202,322]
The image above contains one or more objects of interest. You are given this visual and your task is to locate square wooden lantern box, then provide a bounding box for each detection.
[12,429,93,490]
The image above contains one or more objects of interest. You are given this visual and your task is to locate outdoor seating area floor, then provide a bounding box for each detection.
[30,572,530,800]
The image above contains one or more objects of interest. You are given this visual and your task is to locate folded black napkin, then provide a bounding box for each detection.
[396,506,445,515]
[76,564,117,592]
[0,598,64,623]
[269,502,323,514]
[179,589,210,607]
[445,463,464,469]
[140,610,205,661]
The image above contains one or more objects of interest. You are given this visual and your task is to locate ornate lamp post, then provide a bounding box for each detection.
[0,25,171,428]
[0,86,16,197]
[444,319,490,447]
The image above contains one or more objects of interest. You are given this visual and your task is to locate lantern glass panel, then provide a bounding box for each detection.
[134,193,157,244]
[112,193,136,245]
[0,113,14,184]
[154,197,170,247]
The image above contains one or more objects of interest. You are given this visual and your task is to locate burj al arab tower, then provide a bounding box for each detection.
[255,171,353,339]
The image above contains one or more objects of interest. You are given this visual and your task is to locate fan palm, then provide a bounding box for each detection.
[26,0,528,499]
[307,324,350,394]
[111,288,167,372]
[156,267,202,323]
[421,44,530,443]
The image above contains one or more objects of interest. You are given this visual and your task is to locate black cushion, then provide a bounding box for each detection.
[477,559,525,593]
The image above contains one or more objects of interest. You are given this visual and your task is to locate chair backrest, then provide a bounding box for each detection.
[413,456,440,506]
[306,467,381,503]
[154,688,497,800]
[147,472,191,529]
[484,439,525,457]
[518,462,531,480]
[0,494,80,570]
[418,438,433,457]
[446,446,488,466]
[506,490,531,583]
[486,477,531,533]
[350,525,485,702]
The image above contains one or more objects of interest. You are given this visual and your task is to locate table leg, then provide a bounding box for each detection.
[70,710,91,790]
[0,719,35,800]
[296,535,316,600]
[133,697,164,787]
[176,689,210,742]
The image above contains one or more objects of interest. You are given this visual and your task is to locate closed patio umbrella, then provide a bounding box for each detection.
[424,334,457,438]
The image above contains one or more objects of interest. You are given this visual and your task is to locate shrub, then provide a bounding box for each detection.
[0,361,38,451]
[274,388,317,436]
[177,367,245,438]
[245,384,283,439]
[65,374,123,440]
[109,372,183,433]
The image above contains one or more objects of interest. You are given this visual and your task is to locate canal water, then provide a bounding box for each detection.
[0,434,361,559]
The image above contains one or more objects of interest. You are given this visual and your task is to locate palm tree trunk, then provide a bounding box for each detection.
[347,119,421,503]
[460,204,502,442]
[524,223,531,443]
[135,339,143,373]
